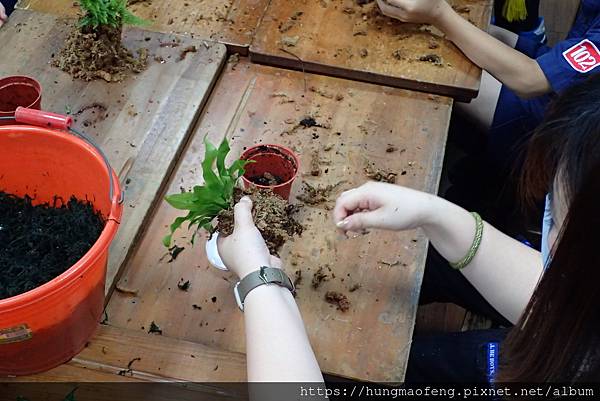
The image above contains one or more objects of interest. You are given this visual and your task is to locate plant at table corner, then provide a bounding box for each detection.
[78,0,147,30]
[163,136,252,247]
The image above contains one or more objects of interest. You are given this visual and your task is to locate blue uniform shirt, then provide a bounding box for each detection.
[536,0,600,92]
[487,1,600,173]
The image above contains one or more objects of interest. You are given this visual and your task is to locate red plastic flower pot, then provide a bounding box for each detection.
[240,144,300,200]
[0,109,123,376]
[0,76,42,126]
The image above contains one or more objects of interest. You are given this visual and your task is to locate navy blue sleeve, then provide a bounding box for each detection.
[537,34,600,93]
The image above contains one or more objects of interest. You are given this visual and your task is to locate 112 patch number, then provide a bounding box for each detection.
[563,39,600,73]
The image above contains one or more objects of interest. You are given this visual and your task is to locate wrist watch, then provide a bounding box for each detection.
[233,266,295,311]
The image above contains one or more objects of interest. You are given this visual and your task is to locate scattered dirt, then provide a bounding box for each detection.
[364,163,397,184]
[148,321,162,335]
[279,10,303,33]
[129,0,152,5]
[418,54,444,66]
[0,192,104,300]
[296,181,345,207]
[166,245,185,262]
[179,45,197,61]
[310,151,322,177]
[311,266,329,289]
[53,24,147,82]
[177,279,190,291]
[280,35,300,47]
[73,102,108,127]
[294,269,303,287]
[228,53,240,70]
[325,291,350,312]
[349,283,361,292]
[117,357,142,376]
[216,188,303,255]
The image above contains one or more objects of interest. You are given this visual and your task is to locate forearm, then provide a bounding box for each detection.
[434,2,550,97]
[244,284,324,383]
[422,197,543,324]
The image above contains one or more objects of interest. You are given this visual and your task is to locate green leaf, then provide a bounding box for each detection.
[216,137,230,178]
[163,136,246,247]
[202,136,224,191]
[164,192,198,210]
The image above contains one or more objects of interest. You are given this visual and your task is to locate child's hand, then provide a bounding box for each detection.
[333,182,440,233]
[0,3,7,28]
[376,0,451,24]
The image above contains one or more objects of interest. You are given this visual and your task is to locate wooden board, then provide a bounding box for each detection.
[250,0,492,101]
[0,10,226,296]
[104,59,452,382]
[1,325,247,400]
[16,0,271,55]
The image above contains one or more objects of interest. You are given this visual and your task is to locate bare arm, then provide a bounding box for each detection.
[334,182,544,324]
[422,194,543,324]
[377,0,552,98]
[218,197,324,385]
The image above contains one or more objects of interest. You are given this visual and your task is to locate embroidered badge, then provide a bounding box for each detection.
[563,39,600,73]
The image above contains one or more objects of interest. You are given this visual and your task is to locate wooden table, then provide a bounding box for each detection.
[0,10,226,296]
[16,0,271,55]
[250,0,492,100]
[103,59,452,382]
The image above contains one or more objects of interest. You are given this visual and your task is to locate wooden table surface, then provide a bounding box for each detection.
[103,59,452,382]
[15,0,271,55]
[250,0,492,100]
[0,10,226,296]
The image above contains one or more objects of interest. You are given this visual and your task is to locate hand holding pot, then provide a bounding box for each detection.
[218,197,280,279]
[376,0,450,24]
[333,182,440,233]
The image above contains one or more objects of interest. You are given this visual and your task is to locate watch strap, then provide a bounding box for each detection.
[234,267,294,311]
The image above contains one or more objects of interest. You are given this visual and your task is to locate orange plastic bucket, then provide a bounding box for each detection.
[0,113,123,376]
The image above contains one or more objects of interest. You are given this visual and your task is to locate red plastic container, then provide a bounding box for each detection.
[0,121,123,376]
[240,144,300,200]
[0,76,42,126]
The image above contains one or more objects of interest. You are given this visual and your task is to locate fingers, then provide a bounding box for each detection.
[333,186,375,225]
[0,4,7,22]
[337,209,385,232]
[233,196,254,231]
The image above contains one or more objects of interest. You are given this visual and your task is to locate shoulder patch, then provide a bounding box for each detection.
[562,39,600,73]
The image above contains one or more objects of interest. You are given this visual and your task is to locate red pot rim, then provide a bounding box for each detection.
[0,76,42,114]
[0,126,122,311]
[240,144,300,191]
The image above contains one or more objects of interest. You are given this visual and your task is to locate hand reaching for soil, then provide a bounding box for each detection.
[333,182,440,233]
[376,0,451,24]
[218,197,281,279]
[0,3,7,28]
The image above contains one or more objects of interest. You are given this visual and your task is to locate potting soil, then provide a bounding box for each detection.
[0,192,104,300]
[216,188,302,255]
[53,24,147,82]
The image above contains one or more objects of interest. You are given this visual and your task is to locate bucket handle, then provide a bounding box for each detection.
[0,108,124,208]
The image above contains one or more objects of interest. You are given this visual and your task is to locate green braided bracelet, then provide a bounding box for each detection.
[450,212,483,270]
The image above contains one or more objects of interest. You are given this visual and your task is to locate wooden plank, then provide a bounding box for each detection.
[15,0,271,55]
[2,325,246,388]
[250,0,492,101]
[105,59,452,382]
[0,10,226,296]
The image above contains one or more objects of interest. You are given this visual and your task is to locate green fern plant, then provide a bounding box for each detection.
[163,137,252,247]
[79,0,147,29]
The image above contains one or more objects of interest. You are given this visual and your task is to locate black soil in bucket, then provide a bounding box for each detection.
[0,192,105,300]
